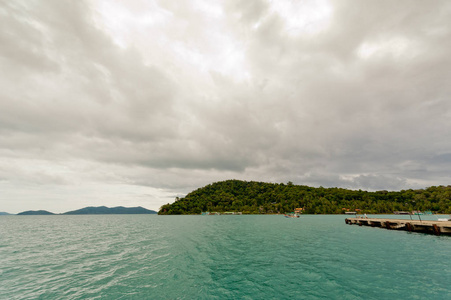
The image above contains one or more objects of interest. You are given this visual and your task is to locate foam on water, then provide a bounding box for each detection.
[1,215,450,299]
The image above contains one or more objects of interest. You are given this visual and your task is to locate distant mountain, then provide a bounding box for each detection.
[63,206,157,215]
[0,212,12,215]
[17,210,55,215]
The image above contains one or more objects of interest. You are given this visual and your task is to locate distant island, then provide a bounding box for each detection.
[15,206,157,215]
[63,206,157,215]
[158,179,451,215]
[0,211,13,215]
[17,210,55,215]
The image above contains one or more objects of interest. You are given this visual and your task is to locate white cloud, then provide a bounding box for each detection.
[268,0,332,35]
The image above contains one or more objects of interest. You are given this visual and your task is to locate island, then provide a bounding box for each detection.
[17,210,55,215]
[15,206,158,215]
[158,179,451,215]
[63,206,157,215]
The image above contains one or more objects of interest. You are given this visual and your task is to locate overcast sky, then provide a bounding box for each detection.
[1,0,451,213]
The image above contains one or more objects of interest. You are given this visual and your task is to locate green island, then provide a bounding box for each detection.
[17,210,55,215]
[14,206,157,215]
[63,206,157,215]
[158,180,451,215]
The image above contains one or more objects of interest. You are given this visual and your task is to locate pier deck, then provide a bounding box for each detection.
[345,217,451,235]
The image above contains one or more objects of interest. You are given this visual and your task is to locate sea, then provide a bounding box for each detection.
[1,215,450,299]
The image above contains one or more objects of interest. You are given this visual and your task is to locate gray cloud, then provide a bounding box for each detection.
[1,0,451,212]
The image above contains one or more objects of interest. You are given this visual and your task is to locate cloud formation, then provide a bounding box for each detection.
[1,0,451,212]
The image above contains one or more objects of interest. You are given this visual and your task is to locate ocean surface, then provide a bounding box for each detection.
[1,215,450,299]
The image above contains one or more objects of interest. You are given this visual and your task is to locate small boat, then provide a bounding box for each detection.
[394,211,410,215]
[437,215,451,221]
[284,212,300,218]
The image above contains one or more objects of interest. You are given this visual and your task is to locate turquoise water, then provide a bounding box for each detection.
[1,215,450,299]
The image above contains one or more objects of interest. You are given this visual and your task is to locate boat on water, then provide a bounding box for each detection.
[437,214,451,221]
[284,213,300,218]
[394,211,411,215]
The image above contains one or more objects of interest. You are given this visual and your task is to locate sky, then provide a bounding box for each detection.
[1,0,451,213]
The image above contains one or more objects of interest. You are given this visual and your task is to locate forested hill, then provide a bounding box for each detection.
[158,180,451,215]
[15,206,157,215]
[63,206,157,215]
[17,210,55,215]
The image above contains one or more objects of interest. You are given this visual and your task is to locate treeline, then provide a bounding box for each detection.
[158,180,451,215]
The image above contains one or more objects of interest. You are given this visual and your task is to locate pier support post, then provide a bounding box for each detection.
[433,224,441,236]
[385,221,391,229]
[406,223,413,232]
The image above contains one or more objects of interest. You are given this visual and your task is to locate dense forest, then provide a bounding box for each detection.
[158,180,451,215]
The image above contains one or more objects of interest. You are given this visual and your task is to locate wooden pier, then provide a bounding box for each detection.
[345,217,451,235]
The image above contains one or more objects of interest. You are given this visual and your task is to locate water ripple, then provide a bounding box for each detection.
[1,215,450,299]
